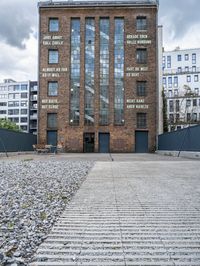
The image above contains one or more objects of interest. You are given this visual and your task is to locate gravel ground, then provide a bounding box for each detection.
[0,160,93,265]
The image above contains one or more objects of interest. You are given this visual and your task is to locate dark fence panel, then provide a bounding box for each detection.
[0,129,37,152]
[158,125,200,151]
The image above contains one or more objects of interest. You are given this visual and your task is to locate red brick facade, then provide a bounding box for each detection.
[38,1,158,152]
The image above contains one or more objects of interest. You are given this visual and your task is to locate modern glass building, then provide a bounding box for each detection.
[38,0,159,152]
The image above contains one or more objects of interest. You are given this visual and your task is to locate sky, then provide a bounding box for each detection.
[0,0,200,82]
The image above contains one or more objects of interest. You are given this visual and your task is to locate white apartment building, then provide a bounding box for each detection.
[0,79,38,134]
[163,48,200,131]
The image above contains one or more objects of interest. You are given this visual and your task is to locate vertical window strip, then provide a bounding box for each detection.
[85,18,95,126]
[99,18,110,125]
[70,18,80,125]
[114,18,124,125]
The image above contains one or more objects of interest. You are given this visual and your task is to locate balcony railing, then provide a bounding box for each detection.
[163,67,200,75]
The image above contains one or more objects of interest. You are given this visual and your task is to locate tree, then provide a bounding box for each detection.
[162,89,168,132]
[0,118,21,132]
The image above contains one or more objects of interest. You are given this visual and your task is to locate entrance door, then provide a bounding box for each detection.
[99,133,110,153]
[47,130,57,146]
[135,131,148,153]
[83,133,95,153]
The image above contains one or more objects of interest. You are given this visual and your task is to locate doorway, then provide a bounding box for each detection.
[135,131,148,153]
[99,133,110,153]
[47,130,57,146]
[83,133,95,153]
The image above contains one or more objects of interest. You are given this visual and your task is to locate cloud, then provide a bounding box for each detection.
[0,34,38,82]
[159,0,200,41]
[0,0,37,49]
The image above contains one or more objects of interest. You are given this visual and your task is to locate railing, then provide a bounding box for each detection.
[38,0,159,8]
[163,67,200,75]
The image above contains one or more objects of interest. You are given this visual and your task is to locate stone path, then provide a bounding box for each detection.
[30,159,200,266]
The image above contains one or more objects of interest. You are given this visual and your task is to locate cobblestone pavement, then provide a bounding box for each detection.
[30,158,200,266]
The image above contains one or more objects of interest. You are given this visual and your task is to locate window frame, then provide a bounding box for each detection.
[136,16,147,31]
[48,49,59,64]
[48,81,58,97]
[49,18,59,32]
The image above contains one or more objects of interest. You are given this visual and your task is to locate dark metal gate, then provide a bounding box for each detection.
[83,133,95,153]
[47,130,57,146]
[135,131,148,153]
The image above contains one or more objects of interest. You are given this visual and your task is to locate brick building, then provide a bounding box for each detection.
[38,0,159,153]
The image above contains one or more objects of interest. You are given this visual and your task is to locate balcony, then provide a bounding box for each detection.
[30,104,37,110]
[30,95,38,101]
[31,86,38,92]
[163,67,200,76]
[30,114,38,120]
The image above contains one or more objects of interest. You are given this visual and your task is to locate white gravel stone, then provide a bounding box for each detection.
[0,160,93,265]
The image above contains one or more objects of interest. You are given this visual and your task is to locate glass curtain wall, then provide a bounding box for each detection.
[85,18,95,125]
[70,19,81,125]
[114,18,124,125]
[99,18,110,125]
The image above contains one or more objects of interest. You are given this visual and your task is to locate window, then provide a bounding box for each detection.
[21,101,28,107]
[20,125,27,131]
[99,18,110,125]
[195,88,199,95]
[187,113,191,122]
[47,113,57,128]
[136,49,147,64]
[185,54,189,61]
[163,77,166,87]
[177,54,182,61]
[167,56,171,68]
[192,113,197,122]
[168,90,172,97]
[176,114,180,122]
[8,93,20,99]
[185,66,189,72]
[21,117,27,123]
[8,109,19,115]
[21,84,28,91]
[8,101,19,107]
[187,75,191,82]
[48,82,58,96]
[0,94,7,99]
[174,89,178,96]
[192,53,196,64]
[177,67,182,73]
[0,102,7,106]
[186,99,191,107]
[169,114,174,123]
[174,76,178,87]
[168,77,172,88]
[70,19,81,126]
[13,85,20,91]
[194,75,199,82]
[169,100,174,112]
[21,109,27,115]
[193,99,197,106]
[0,110,6,114]
[136,16,147,31]
[21,93,28,98]
[48,49,59,64]
[114,18,124,125]
[137,81,147,96]
[192,66,196,72]
[175,100,180,112]
[137,113,147,128]
[49,18,59,32]
[162,56,166,68]
[9,117,19,123]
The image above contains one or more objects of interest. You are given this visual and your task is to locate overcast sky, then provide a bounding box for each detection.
[0,0,200,82]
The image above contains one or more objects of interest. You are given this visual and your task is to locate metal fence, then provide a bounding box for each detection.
[0,129,37,153]
[158,125,200,152]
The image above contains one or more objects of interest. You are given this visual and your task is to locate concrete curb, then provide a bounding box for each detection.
[156,150,200,160]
